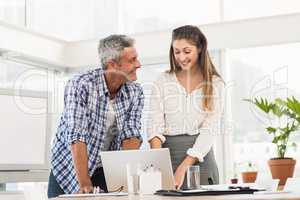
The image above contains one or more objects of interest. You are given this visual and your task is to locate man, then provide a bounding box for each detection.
[48,35,144,198]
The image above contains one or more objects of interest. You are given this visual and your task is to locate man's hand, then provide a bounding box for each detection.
[122,137,141,150]
[77,178,93,194]
[71,141,93,193]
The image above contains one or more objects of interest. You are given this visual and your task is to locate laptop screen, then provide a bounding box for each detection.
[100,148,175,192]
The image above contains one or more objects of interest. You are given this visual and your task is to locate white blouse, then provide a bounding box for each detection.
[146,72,224,162]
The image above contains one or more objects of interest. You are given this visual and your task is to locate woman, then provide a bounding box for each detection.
[147,25,224,189]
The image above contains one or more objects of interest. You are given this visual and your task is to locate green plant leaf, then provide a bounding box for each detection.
[286,96,300,120]
[271,104,284,117]
[244,97,274,114]
[272,136,280,144]
[275,98,286,106]
[266,127,276,134]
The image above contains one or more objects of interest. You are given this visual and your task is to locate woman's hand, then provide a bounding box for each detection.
[174,163,188,189]
[174,155,198,189]
[149,137,162,148]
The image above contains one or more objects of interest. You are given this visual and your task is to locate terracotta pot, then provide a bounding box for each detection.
[268,158,296,186]
[230,178,238,184]
[241,171,257,183]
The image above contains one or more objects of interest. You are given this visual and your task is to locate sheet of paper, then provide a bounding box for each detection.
[59,192,128,198]
[179,189,209,193]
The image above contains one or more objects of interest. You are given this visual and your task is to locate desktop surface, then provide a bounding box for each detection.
[51,192,300,200]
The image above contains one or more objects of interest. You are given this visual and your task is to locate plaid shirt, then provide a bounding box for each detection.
[50,68,144,194]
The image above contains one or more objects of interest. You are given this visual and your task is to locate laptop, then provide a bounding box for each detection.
[100,148,175,192]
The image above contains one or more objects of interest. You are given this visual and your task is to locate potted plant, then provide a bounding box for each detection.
[245,97,300,186]
[230,162,239,184]
[241,162,258,183]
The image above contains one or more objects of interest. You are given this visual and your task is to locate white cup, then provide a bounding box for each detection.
[126,164,139,194]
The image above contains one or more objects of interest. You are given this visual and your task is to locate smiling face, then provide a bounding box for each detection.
[115,46,141,81]
[172,39,200,72]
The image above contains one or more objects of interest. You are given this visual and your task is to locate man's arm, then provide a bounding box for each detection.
[71,141,93,193]
[119,85,144,149]
[122,137,141,150]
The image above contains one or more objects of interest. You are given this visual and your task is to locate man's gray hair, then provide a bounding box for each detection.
[98,34,135,69]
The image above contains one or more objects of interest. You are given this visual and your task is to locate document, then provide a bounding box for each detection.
[59,192,128,198]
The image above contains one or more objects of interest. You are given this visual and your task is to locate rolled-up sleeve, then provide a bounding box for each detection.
[64,79,90,145]
[187,80,225,161]
[119,85,144,143]
[146,77,166,143]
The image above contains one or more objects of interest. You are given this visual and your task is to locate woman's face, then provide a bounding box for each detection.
[172,39,200,71]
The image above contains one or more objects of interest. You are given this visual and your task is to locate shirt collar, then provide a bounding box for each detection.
[118,82,130,99]
[96,69,109,97]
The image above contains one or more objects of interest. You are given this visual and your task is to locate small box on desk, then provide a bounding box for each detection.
[139,169,162,195]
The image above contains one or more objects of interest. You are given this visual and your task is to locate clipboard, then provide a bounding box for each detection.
[155,187,263,196]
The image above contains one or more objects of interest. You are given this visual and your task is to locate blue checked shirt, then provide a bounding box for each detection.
[50,68,144,194]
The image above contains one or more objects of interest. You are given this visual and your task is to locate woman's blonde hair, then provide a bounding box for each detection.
[169,25,222,111]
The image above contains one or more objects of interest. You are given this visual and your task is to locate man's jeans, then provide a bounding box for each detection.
[47,168,107,198]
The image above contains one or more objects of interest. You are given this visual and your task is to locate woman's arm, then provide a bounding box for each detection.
[174,155,198,189]
[147,75,166,146]
[187,79,225,161]
[175,80,225,189]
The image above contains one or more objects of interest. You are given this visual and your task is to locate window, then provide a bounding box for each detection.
[224,0,300,21]
[27,0,222,40]
[226,43,300,179]
[0,59,65,197]
[118,0,221,34]
[28,0,96,41]
[0,0,26,26]
[0,59,47,91]
[3,0,300,40]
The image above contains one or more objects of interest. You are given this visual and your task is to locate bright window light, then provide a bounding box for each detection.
[118,0,221,34]
[224,0,300,21]
[226,43,300,179]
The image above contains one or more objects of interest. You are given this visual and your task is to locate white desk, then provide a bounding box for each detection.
[51,193,300,200]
